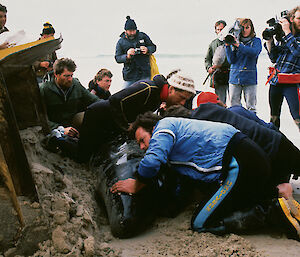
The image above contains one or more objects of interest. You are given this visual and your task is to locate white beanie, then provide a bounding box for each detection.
[167,70,196,95]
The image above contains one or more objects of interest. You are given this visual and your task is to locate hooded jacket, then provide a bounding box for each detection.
[115,30,156,81]
[225,37,262,85]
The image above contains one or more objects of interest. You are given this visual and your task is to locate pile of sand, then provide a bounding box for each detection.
[4,126,298,256]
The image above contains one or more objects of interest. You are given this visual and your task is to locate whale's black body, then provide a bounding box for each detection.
[90,136,158,238]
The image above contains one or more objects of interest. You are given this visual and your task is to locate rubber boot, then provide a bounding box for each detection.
[273,198,300,240]
[194,204,269,235]
[198,199,300,240]
[286,198,300,224]
[271,115,280,129]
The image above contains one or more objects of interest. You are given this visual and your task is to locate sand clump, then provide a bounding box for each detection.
[1,126,267,256]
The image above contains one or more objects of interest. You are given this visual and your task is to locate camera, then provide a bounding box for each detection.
[262,10,289,41]
[219,20,242,45]
[134,47,141,55]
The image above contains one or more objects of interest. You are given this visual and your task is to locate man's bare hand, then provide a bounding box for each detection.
[111,178,145,194]
[64,127,79,138]
[127,48,135,59]
[0,42,9,49]
[280,18,291,35]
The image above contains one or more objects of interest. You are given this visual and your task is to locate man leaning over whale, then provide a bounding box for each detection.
[111,111,300,241]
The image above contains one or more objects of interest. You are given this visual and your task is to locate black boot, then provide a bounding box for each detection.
[196,199,300,240]
[198,204,268,235]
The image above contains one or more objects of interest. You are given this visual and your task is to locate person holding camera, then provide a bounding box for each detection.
[205,20,230,104]
[225,18,262,113]
[115,16,156,89]
[264,6,300,131]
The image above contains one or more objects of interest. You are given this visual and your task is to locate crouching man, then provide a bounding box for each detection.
[111,112,300,240]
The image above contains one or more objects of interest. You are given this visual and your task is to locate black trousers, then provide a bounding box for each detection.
[192,136,273,230]
[78,100,122,162]
[270,134,300,185]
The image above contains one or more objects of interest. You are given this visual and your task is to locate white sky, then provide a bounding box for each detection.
[2,0,299,58]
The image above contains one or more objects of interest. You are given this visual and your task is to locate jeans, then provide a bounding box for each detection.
[229,84,257,112]
[215,85,229,105]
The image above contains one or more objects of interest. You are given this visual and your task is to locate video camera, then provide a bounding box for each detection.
[219,20,242,45]
[262,10,289,41]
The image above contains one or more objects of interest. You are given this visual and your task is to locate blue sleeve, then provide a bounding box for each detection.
[225,45,237,64]
[137,131,175,179]
[283,33,300,57]
[115,40,128,64]
[228,106,278,130]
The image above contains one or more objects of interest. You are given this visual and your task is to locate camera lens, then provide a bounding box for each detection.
[224,34,235,45]
[262,28,274,40]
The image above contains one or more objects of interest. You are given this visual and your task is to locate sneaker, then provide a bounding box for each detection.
[278,197,300,240]
[287,198,300,223]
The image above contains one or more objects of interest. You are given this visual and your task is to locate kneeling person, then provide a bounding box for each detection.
[111,112,300,240]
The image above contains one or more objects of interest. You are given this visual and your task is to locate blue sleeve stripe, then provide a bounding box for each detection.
[153,129,176,143]
[169,161,222,173]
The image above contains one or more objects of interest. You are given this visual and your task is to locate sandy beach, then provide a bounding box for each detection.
[5,122,297,257]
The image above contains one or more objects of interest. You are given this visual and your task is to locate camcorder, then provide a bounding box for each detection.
[219,20,242,45]
[262,10,289,41]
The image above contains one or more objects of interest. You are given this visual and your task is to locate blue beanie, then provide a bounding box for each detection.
[124,16,137,30]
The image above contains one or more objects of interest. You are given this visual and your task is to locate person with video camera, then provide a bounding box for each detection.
[264,6,300,131]
[225,18,262,113]
[115,16,156,89]
[205,20,230,104]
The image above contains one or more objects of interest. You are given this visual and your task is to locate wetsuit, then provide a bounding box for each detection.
[77,75,168,162]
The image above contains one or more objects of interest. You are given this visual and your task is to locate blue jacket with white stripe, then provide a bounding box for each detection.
[137,117,238,183]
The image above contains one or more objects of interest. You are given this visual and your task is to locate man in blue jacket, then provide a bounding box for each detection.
[111,112,300,240]
[115,16,156,88]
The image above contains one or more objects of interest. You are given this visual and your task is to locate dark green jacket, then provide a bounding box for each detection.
[40,78,99,130]
[204,38,230,87]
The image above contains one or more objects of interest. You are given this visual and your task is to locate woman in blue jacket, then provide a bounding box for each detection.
[225,18,262,112]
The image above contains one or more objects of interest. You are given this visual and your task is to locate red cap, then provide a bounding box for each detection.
[196,92,220,106]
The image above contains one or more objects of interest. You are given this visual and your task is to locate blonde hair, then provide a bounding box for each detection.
[289,6,300,19]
